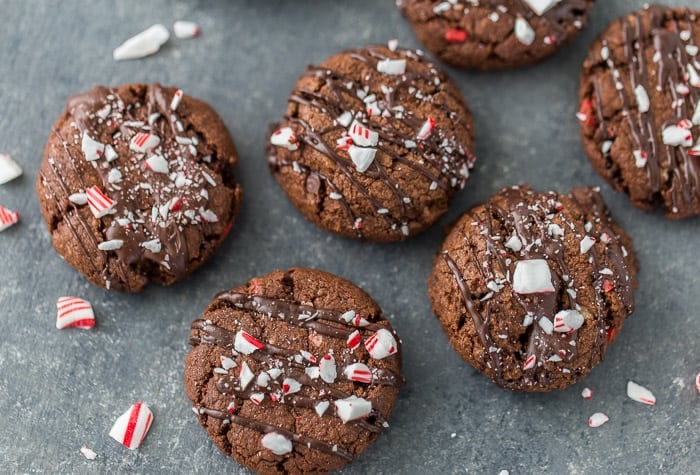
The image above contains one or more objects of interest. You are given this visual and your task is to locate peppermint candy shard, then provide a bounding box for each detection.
[145,155,169,174]
[0,204,20,232]
[174,21,200,39]
[344,363,373,383]
[68,193,88,205]
[376,58,406,76]
[634,85,650,113]
[140,239,162,254]
[261,432,292,455]
[0,153,22,184]
[170,89,184,111]
[334,395,372,423]
[581,387,593,399]
[626,381,656,406]
[282,377,301,395]
[512,259,555,294]
[130,132,161,153]
[239,362,254,390]
[662,125,693,147]
[108,402,154,449]
[416,116,436,140]
[347,330,361,350]
[588,412,609,428]
[522,0,563,16]
[56,296,95,330]
[98,239,123,251]
[514,17,535,46]
[79,445,97,460]
[523,354,536,370]
[81,133,105,161]
[348,145,376,173]
[270,127,299,151]
[348,120,379,147]
[580,235,596,254]
[553,309,584,332]
[234,330,264,354]
[113,24,170,61]
[319,354,337,383]
[364,328,398,360]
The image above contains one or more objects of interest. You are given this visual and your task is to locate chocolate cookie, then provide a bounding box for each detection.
[398,0,595,69]
[267,44,475,242]
[185,268,403,474]
[36,83,242,292]
[428,186,637,392]
[578,5,700,218]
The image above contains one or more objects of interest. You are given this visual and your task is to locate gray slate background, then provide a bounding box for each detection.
[0,0,697,473]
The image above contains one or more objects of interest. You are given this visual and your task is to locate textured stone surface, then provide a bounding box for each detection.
[0,0,696,474]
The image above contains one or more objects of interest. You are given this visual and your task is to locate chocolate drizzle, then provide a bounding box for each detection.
[440,187,635,389]
[268,45,474,240]
[585,5,700,216]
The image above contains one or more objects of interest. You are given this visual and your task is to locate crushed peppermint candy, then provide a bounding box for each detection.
[376,58,406,75]
[79,445,97,460]
[514,17,536,46]
[512,259,555,294]
[56,296,95,330]
[86,185,116,218]
[239,362,254,390]
[98,239,124,251]
[581,387,593,399]
[626,381,656,406]
[344,363,373,383]
[348,145,376,173]
[553,309,584,332]
[270,127,299,151]
[261,432,292,455]
[173,21,200,39]
[234,330,264,354]
[0,153,22,184]
[634,85,650,113]
[522,0,563,16]
[662,125,693,147]
[170,89,184,110]
[334,395,372,423]
[348,120,379,147]
[81,132,105,161]
[319,354,337,383]
[113,24,170,61]
[588,412,609,428]
[0,204,20,232]
[364,328,398,359]
[109,402,154,449]
[580,236,596,254]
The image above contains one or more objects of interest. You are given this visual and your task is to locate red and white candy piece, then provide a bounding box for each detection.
[662,125,693,147]
[0,153,22,184]
[270,127,299,151]
[282,377,301,395]
[581,387,593,399]
[170,89,184,111]
[347,330,361,350]
[145,155,169,174]
[86,185,116,218]
[250,393,264,405]
[113,24,170,61]
[130,132,161,153]
[348,145,376,173]
[56,296,95,330]
[376,58,406,76]
[344,363,373,384]
[634,85,650,113]
[108,402,154,449]
[81,133,105,161]
[580,235,596,254]
[334,395,372,423]
[220,355,236,370]
[261,432,292,455]
[553,309,584,333]
[514,17,535,46]
[416,116,435,140]
[79,445,97,460]
[174,21,200,39]
[512,259,555,294]
[348,120,379,147]
[364,328,397,360]
[523,354,537,370]
[234,330,264,354]
[633,150,648,168]
[319,354,337,383]
[626,381,656,406]
[588,412,609,428]
[239,361,254,390]
[0,204,20,232]
[523,0,563,16]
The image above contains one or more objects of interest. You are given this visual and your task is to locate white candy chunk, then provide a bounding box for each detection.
[108,402,154,449]
[548,223,564,238]
[387,39,399,51]
[522,0,562,15]
[234,330,263,354]
[173,21,200,39]
[337,111,353,127]
[364,328,398,359]
[79,446,97,460]
[348,145,377,173]
[170,89,184,111]
[633,150,648,168]
[238,362,254,390]
[130,133,161,153]
[282,377,301,394]
[514,17,535,46]
[553,309,584,332]
[348,120,379,147]
[98,239,123,251]
[113,24,170,61]
[270,127,299,151]
[692,102,700,126]
[580,236,596,254]
[318,354,337,383]
[588,412,609,428]
[314,400,330,417]
[538,317,554,335]
[107,168,122,184]
[145,155,169,174]
[512,259,555,294]
[504,235,522,252]
[377,59,406,75]
[634,85,650,113]
[81,132,105,161]
[627,381,656,406]
[662,125,693,147]
[581,387,593,399]
[68,193,88,205]
[140,239,161,253]
[334,395,372,423]
[104,145,118,162]
[256,372,270,387]
[344,362,373,383]
[220,356,236,370]
[0,153,22,184]
[688,64,700,88]
[261,432,292,455]
[56,296,95,330]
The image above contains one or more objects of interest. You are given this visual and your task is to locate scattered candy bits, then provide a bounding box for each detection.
[581,387,593,399]
[0,204,20,232]
[173,20,200,39]
[626,381,656,406]
[0,153,22,184]
[588,412,609,428]
[109,402,154,450]
[113,24,170,61]
[79,445,97,460]
[56,297,95,330]
[261,432,292,455]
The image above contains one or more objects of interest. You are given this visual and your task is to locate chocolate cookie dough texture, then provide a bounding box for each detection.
[398,0,596,70]
[578,5,700,218]
[185,268,403,474]
[267,44,475,242]
[428,186,637,392]
[36,83,242,292]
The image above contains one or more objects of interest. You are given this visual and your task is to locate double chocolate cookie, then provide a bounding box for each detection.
[267,44,475,242]
[36,83,242,292]
[398,0,596,69]
[428,186,637,391]
[185,268,403,474]
[578,5,700,218]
